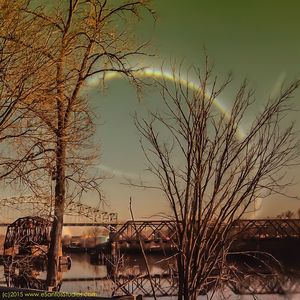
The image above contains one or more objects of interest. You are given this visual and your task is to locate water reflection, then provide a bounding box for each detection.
[2,255,69,291]
[63,253,300,298]
[1,252,300,298]
[4,257,48,290]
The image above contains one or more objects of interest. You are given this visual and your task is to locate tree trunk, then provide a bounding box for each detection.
[46,199,64,288]
[189,291,198,300]
[177,255,184,300]
[46,105,66,288]
[183,273,190,300]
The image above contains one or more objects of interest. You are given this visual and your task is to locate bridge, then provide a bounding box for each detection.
[1,196,299,236]
[113,219,300,240]
[107,219,300,253]
[0,198,300,298]
[1,196,300,253]
[0,197,300,236]
[0,196,118,227]
[231,219,300,239]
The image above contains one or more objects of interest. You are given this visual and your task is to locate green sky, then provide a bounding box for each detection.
[86,0,300,220]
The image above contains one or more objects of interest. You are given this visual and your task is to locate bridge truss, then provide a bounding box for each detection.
[110,219,300,253]
[231,219,300,239]
[0,195,118,225]
[114,219,300,242]
[115,220,177,241]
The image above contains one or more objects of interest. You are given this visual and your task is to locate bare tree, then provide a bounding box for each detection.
[0,0,154,288]
[277,210,295,219]
[135,59,300,299]
[0,1,53,181]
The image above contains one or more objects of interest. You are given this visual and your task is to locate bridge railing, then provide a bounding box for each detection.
[113,219,300,245]
[0,195,118,225]
[114,220,177,242]
[231,219,300,239]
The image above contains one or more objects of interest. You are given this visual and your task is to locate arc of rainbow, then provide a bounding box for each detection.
[87,68,246,139]
[87,68,262,217]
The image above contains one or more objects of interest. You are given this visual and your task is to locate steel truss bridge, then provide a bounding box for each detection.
[0,200,300,298]
[231,219,300,239]
[111,219,300,244]
[0,195,118,226]
[0,195,300,244]
[115,220,177,241]
[0,196,300,241]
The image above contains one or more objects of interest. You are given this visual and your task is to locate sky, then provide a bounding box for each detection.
[81,0,300,221]
[2,0,300,258]
[1,0,295,224]
[83,0,300,221]
[0,1,300,223]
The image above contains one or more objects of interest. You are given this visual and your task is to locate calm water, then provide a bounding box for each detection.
[1,252,300,299]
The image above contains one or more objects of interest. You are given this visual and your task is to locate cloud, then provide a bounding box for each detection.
[96,163,142,181]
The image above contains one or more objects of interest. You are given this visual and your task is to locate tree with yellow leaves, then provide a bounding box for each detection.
[1,0,154,287]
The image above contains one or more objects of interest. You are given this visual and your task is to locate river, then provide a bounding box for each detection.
[1,252,300,299]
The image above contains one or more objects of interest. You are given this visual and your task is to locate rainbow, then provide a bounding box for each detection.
[86,68,246,139]
[87,67,262,217]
